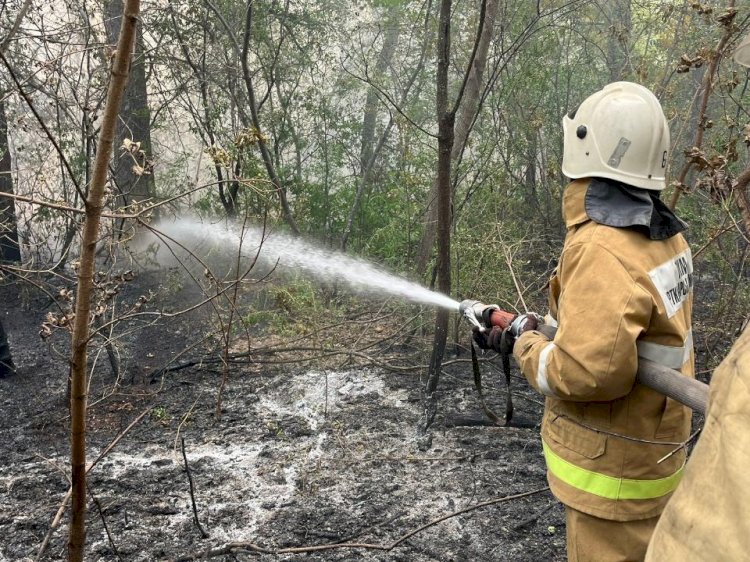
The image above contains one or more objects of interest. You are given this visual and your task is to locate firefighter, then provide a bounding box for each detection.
[476,82,694,561]
[643,323,749,561]
[643,34,750,562]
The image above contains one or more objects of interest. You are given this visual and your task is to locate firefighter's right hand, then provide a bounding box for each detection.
[509,313,543,338]
[474,313,543,353]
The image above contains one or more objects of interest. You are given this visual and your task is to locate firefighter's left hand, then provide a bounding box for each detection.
[472,326,494,350]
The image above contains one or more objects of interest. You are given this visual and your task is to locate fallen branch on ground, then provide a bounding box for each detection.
[87,483,123,561]
[181,437,209,539]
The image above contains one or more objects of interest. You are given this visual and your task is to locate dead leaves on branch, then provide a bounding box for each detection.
[689,2,713,16]
[235,126,268,148]
[38,269,150,340]
[688,2,737,26]
[120,137,153,177]
[697,170,733,203]
[675,6,737,74]
[205,127,269,168]
[684,146,723,171]
[206,145,232,168]
[683,146,742,204]
[715,7,737,29]
[677,53,705,73]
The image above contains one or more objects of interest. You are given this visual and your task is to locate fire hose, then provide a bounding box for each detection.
[459,300,709,416]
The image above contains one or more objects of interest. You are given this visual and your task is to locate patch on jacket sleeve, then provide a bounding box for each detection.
[648,249,693,318]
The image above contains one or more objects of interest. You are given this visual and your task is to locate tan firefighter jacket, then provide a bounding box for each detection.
[645,324,750,561]
[514,179,694,521]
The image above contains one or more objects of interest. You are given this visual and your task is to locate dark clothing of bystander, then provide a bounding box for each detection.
[0,318,15,377]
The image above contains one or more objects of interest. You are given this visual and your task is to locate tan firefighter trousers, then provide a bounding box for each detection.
[566,507,659,562]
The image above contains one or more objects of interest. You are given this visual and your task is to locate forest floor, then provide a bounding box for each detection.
[0,264,718,562]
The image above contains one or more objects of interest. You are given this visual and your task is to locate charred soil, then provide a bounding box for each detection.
[3,269,681,561]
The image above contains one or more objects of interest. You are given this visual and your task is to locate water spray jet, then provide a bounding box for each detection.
[145,217,461,312]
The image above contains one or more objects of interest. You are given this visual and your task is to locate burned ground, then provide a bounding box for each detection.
[0,266,710,562]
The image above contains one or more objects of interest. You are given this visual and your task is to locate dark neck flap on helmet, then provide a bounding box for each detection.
[584,178,687,240]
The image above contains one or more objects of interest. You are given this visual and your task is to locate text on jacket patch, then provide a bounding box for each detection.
[648,249,693,318]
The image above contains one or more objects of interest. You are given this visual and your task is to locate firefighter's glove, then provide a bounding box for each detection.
[472,326,513,355]
[497,313,544,354]
[472,326,494,350]
[473,312,543,353]
[509,313,543,339]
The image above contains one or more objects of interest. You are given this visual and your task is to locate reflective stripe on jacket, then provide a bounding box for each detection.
[514,179,694,521]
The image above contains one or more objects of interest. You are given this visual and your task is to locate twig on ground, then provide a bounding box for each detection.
[181,437,210,539]
[88,483,123,561]
[173,397,201,458]
[510,502,553,532]
[171,487,551,561]
[311,511,407,546]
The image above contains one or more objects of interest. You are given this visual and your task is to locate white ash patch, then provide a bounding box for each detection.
[255,368,396,431]
[98,370,408,546]
[95,446,173,478]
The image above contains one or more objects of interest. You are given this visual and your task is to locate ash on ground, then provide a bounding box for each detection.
[0,278,565,562]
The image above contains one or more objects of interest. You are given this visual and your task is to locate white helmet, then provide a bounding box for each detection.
[561,82,670,191]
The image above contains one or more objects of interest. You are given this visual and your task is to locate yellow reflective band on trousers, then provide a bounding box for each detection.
[542,441,684,500]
